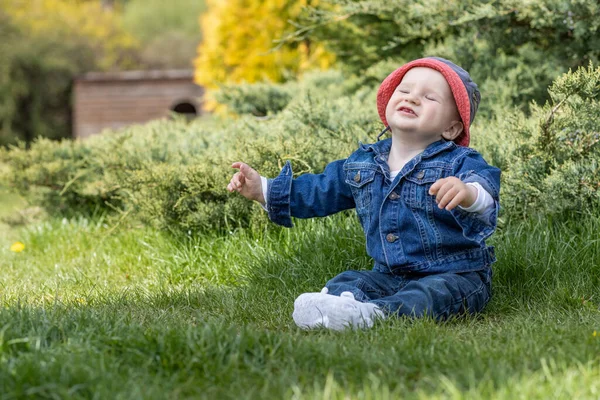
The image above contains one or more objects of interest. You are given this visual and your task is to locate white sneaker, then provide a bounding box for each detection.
[292,288,384,331]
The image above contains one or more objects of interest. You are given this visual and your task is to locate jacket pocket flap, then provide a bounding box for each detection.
[345,169,376,188]
[405,168,439,185]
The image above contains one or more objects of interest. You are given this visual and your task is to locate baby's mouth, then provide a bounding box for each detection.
[397,106,417,116]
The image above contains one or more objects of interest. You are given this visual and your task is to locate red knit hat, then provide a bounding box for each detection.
[376,57,480,147]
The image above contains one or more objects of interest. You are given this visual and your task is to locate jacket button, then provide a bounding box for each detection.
[416,170,425,179]
[389,192,399,200]
[354,172,361,182]
[386,233,397,243]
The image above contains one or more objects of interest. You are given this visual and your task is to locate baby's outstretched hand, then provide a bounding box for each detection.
[227,162,265,205]
[429,177,477,211]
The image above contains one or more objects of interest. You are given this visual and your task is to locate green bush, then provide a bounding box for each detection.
[0,6,139,147]
[213,69,350,117]
[303,0,600,113]
[3,64,599,234]
[0,71,379,234]
[479,63,600,218]
[214,82,295,117]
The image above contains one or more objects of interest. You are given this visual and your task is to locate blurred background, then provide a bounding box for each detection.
[1,0,597,146]
[1,0,599,229]
[0,0,207,145]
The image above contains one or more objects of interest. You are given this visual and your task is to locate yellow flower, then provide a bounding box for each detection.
[10,242,25,253]
[593,331,597,337]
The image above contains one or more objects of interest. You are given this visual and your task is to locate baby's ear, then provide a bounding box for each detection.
[441,120,464,141]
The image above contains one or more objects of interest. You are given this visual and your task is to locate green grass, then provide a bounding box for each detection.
[1,203,600,398]
[0,186,26,248]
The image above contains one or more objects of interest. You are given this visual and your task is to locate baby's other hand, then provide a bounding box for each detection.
[227,162,265,205]
[429,177,477,211]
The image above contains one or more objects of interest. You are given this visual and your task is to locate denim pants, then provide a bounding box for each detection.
[325,268,492,320]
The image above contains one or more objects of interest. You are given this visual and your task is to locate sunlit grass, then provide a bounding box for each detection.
[1,204,599,398]
[0,185,26,249]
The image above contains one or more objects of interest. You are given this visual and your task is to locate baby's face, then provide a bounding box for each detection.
[384,67,462,142]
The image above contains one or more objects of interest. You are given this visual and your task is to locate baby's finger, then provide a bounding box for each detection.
[429,178,448,195]
[232,162,253,180]
[434,181,453,203]
[231,172,246,189]
[444,191,466,211]
[438,186,459,209]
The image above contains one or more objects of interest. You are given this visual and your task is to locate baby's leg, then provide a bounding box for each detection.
[325,270,403,302]
[371,268,492,320]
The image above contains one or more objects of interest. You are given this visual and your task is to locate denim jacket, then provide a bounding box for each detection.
[267,138,501,275]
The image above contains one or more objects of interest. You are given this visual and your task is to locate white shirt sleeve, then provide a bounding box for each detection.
[458,182,495,214]
[260,176,269,211]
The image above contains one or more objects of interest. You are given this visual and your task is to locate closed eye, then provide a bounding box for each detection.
[425,95,438,102]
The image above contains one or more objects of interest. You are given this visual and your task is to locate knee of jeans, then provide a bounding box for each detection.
[457,272,492,315]
[326,270,366,286]
[325,273,370,301]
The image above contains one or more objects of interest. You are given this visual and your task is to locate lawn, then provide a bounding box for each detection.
[0,186,26,248]
[1,189,600,399]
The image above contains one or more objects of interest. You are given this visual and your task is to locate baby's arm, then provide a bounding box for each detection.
[229,159,355,227]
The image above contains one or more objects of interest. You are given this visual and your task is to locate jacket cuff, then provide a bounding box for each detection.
[451,172,499,242]
[267,161,294,227]
[450,201,498,243]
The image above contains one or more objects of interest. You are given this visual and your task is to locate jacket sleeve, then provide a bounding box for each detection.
[267,160,356,227]
[449,150,501,242]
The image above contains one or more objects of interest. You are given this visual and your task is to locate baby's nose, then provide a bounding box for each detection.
[404,93,419,104]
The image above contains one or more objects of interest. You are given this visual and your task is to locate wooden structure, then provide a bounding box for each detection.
[73,69,204,139]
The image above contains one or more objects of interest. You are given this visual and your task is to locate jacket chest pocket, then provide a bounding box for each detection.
[402,168,440,208]
[345,168,376,209]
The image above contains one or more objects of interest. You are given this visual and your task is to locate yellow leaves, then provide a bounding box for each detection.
[10,241,25,253]
[1,0,139,70]
[194,0,335,89]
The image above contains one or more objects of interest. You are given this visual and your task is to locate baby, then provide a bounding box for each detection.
[227,57,500,331]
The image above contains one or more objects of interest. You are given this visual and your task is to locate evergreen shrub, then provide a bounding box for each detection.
[0,73,379,234]
[2,65,599,233]
[214,82,295,117]
[213,70,349,117]
[474,63,600,218]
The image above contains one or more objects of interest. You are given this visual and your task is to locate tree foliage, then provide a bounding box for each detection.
[0,0,140,146]
[121,0,206,69]
[1,0,139,70]
[194,0,335,89]
[300,0,600,112]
